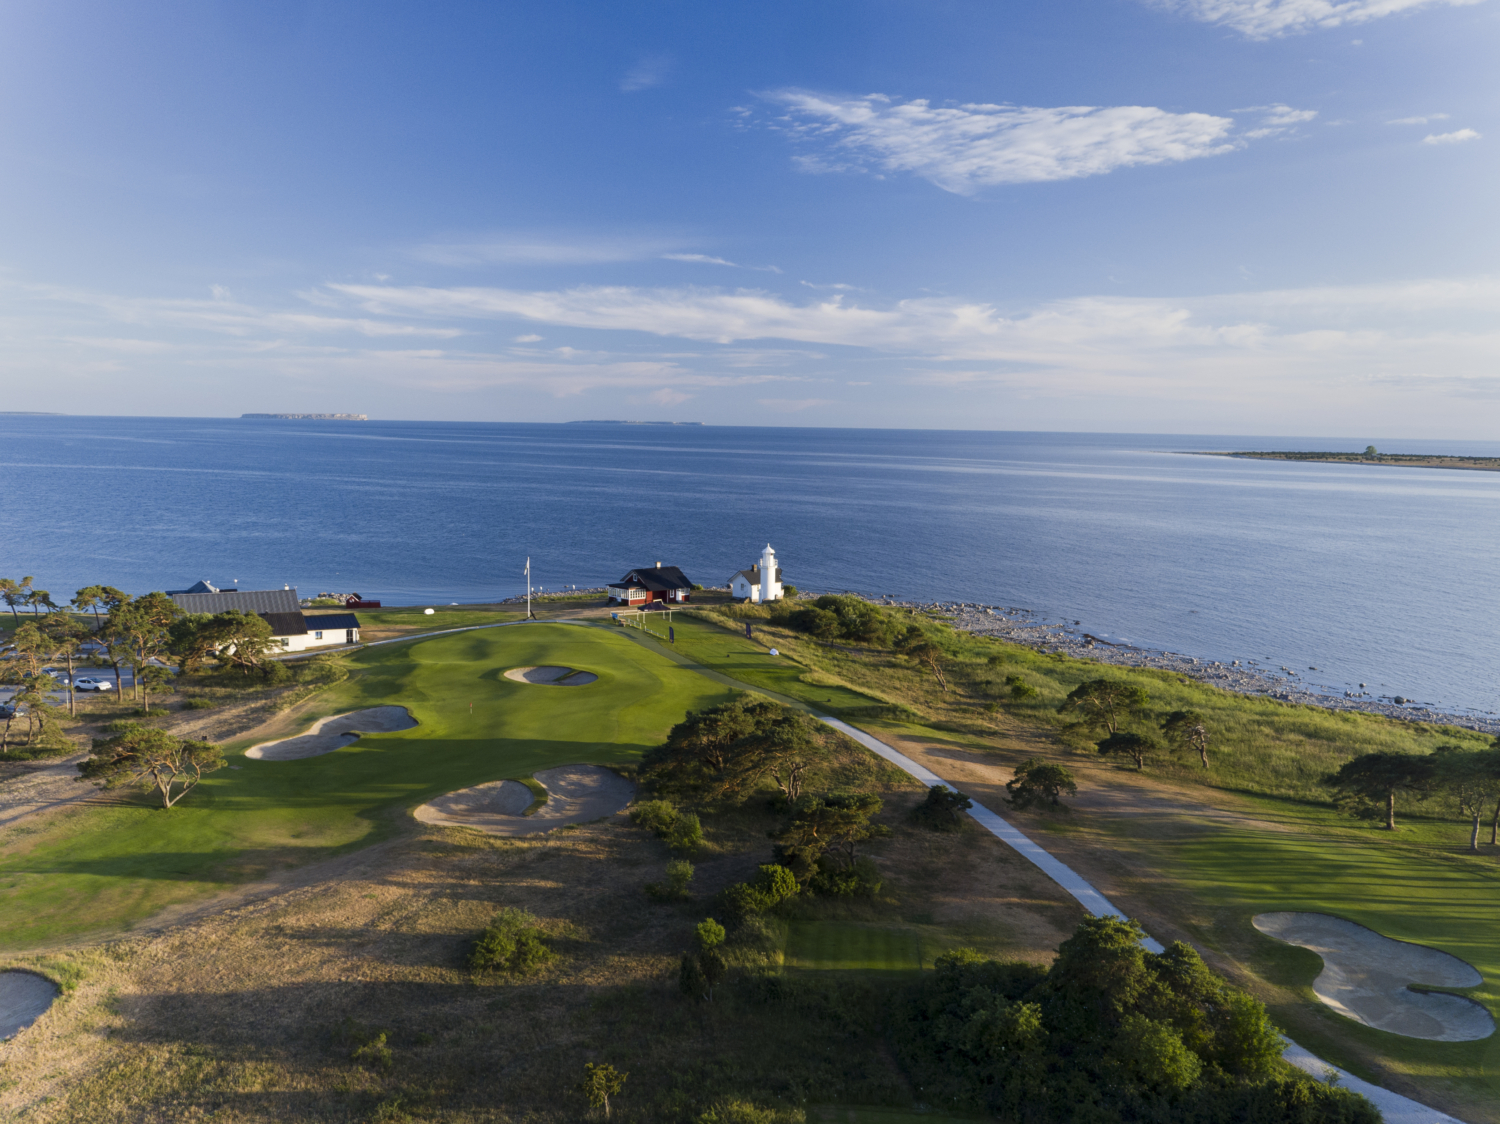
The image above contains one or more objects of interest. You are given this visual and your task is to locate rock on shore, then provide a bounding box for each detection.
[867,596,1499,737]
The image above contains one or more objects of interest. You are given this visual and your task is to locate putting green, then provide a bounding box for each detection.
[785,921,927,973]
[0,623,737,949]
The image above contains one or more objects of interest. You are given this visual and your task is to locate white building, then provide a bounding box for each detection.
[729,544,785,603]
[166,584,360,650]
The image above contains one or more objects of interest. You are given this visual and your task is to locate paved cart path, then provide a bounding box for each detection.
[608,621,1468,1124]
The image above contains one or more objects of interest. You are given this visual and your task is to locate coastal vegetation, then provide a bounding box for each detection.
[4,594,1500,1119]
[1193,450,1500,472]
[651,605,1500,1117]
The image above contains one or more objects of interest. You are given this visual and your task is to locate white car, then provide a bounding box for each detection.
[74,676,115,692]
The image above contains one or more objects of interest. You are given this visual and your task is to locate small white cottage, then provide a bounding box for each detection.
[730,544,785,603]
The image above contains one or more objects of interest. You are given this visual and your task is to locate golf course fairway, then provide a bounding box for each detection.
[0,623,738,949]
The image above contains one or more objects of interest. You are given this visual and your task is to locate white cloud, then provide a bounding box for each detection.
[513,334,544,343]
[411,234,683,267]
[621,55,671,93]
[1236,103,1319,138]
[662,252,783,274]
[1423,128,1481,144]
[663,253,739,267]
[324,279,1500,389]
[1387,113,1449,125]
[759,90,1237,195]
[1151,0,1485,38]
[10,271,1500,431]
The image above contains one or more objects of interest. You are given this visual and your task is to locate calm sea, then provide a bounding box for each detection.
[1,416,1496,716]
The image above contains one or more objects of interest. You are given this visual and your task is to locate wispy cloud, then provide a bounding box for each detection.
[11,272,1500,430]
[663,253,739,267]
[411,234,685,267]
[1387,113,1449,125]
[757,90,1238,195]
[1236,103,1319,138]
[1150,0,1484,38]
[621,54,671,93]
[325,278,1500,377]
[1423,128,1481,144]
[662,252,783,273]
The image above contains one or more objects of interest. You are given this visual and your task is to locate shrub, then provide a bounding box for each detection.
[469,907,552,974]
[350,1030,394,1073]
[630,799,680,836]
[774,594,894,646]
[1005,674,1039,699]
[667,812,703,854]
[909,784,972,831]
[646,859,695,902]
[720,864,799,920]
[809,856,882,898]
[182,697,218,710]
[697,1100,806,1124]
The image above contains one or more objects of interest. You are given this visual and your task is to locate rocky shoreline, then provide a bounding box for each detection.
[865,595,1500,737]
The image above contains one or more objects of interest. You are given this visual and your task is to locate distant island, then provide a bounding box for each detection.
[0,411,65,416]
[241,413,368,421]
[566,419,704,426]
[1188,449,1500,472]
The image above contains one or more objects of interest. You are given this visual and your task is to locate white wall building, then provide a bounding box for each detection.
[729,544,785,603]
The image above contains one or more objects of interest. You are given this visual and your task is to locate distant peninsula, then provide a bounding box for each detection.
[1187,450,1500,472]
[241,413,368,421]
[566,419,704,426]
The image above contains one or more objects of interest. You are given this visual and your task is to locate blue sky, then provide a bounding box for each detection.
[0,0,1495,434]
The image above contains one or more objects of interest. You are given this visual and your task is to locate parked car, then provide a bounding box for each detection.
[74,676,115,692]
[39,667,70,685]
[0,701,25,719]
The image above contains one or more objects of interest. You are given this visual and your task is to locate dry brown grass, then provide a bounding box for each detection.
[0,777,1083,1123]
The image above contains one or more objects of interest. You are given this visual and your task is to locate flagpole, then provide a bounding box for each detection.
[526,556,532,620]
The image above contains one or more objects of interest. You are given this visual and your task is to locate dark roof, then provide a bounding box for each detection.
[259,611,308,637]
[304,613,360,631]
[608,565,692,592]
[166,579,219,595]
[170,588,300,615]
[732,567,782,583]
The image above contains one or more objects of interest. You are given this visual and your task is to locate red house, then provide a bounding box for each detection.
[606,563,693,606]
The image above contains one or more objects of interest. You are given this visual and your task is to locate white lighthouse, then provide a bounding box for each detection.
[760,543,778,604]
[728,544,786,603]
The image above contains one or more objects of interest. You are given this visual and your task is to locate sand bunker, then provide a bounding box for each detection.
[245,706,417,761]
[414,764,634,836]
[1,970,59,1041]
[503,666,597,685]
[1254,912,1493,1041]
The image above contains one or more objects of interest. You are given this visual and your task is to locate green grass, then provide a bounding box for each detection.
[1141,801,1500,1110]
[0,624,736,949]
[785,922,926,973]
[351,604,522,631]
[631,612,891,715]
[618,608,1500,1116]
[685,604,1495,803]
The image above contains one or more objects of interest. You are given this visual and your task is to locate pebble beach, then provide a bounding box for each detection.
[871,596,1500,738]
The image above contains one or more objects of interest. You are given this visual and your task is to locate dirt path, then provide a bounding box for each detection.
[0,753,118,832]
